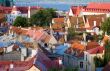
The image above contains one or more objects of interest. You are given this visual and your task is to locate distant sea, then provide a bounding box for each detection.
[37,3,74,11]
[38,3,87,11]
[14,0,110,11]
[15,3,87,11]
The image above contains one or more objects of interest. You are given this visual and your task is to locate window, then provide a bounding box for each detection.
[10,19,11,22]
[86,55,87,61]
[80,62,83,68]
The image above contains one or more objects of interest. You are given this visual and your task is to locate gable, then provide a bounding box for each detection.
[69,8,74,16]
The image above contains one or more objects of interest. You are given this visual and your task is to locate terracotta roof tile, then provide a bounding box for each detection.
[71,42,85,50]
[33,30,45,41]
[53,18,64,24]
[0,56,36,71]
[0,48,4,53]
[102,35,109,43]
[71,6,85,16]
[87,46,104,54]
[69,16,84,27]
[85,14,106,28]
[0,13,4,20]
[42,35,51,43]
[87,2,110,10]
[52,23,64,29]
[86,41,100,50]
[83,3,110,13]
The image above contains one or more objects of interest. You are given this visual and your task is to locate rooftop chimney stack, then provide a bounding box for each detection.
[93,21,96,27]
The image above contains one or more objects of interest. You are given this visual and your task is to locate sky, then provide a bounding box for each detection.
[13,0,110,2]
[13,0,110,10]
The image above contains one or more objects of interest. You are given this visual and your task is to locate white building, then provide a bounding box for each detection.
[6,6,28,24]
[68,3,110,17]
[84,46,104,71]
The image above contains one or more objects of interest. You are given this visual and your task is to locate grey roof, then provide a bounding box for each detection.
[0,51,22,61]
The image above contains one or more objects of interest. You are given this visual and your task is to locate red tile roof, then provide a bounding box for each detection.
[0,6,42,14]
[83,2,110,13]
[87,46,104,54]
[71,6,85,16]
[85,14,106,29]
[87,2,110,10]
[33,30,45,41]
[71,42,85,51]
[53,18,64,24]
[0,56,36,71]
[68,16,84,28]
[86,41,100,50]
[52,23,64,29]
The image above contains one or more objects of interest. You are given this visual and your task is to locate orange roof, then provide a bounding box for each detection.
[71,6,84,16]
[87,46,104,54]
[0,56,36,71]
[102,35,109,43]
[85,14,106,28]
[33,30,45,41]
[86,41,100,50]
[52,23,64,29]
[26,29,34,37]
[0,13,4,19]
[42,35,51,43]
[69,16,84,27]
[11,26,22,34]
[20,29,28,35]
[53,18,64,24]
[83,3,110,13]
[71,42,85,50]
[87,2,110,10]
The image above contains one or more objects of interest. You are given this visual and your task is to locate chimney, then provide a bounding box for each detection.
[12,6,17,12]
[10,63,14,70]
[93,21,96,27]
[28,6,31,18]
[28,27,31,30]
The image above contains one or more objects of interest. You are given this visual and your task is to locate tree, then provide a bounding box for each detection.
[94,40,110,67]
[103,40,110,66]
[13,16,28,27]
[101,17,110,35]
[67,27,76,40]
[94,56,104,67]
[30,8,57,27]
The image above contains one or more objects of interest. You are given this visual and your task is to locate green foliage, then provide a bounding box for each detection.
[94,40,110,67]
[13,16,28,27]
[104,40,110,65]
[94,56,104,67]
[48,68,59,71]
[30,8,57,27]
[48,67,79,71]
[101,17,110,35]
[64,67,79,71]
[67,27,76,40]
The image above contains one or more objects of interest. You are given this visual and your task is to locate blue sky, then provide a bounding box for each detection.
[13,0,110,10]
[14,0,110,3]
